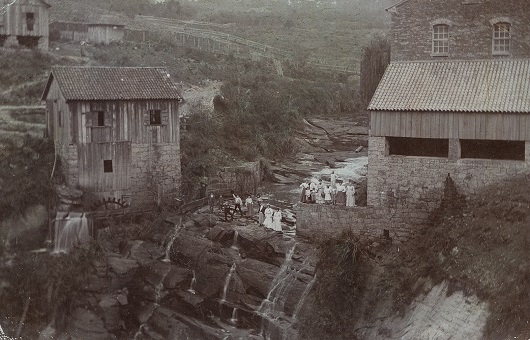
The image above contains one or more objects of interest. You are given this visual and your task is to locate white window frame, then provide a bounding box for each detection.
[492,22,511,55]
[432,24,449,56]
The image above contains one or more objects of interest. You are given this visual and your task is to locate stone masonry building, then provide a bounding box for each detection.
[367,0,530,211]
[42,67,182,211]
[297,0,530,242]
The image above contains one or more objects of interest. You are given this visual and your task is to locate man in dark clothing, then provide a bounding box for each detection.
[223,201,234,222]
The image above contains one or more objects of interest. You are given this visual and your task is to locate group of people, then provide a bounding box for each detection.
[300,171,356,207]
[209,191,283,233]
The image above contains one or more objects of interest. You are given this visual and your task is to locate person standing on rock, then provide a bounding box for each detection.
[264,205,274,229]
[233,193,243,216]
[316,180,325,204]
[336,181,346,206]
[324,185,332,204]
[273,208,283,233]
[245,194,254,218]
[299,181,309,203]
[331,171,337,187]
[223,201,234,222]
[346,181,356,207]
[208,192,216,213]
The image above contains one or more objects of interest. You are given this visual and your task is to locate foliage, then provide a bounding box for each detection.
[359,35,390,108]
[300,230,370,339]
[0,135,55,221]
[0,242,104,336]
[387,175,530,339]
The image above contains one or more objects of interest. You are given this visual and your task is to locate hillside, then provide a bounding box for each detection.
[301,175,530,339]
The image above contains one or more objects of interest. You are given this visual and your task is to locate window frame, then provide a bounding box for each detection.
[25,13,34,31]
[432,24,449,56]
[387,137,449,158]
[149,109,162,125]
[96,111,105,127]
[492,22,511,56]
[460,139,525,161]
[103,160,113,173]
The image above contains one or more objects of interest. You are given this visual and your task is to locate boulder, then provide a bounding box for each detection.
[204,225,226,242]
[66,307,112,340]
[237,259,280,298]
[98,296,121,332]
[132,261,189,301]
[169,231,213,265]
[125,240,165,264]
[106,256,139,275]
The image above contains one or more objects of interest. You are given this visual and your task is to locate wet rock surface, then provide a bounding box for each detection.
[61,209,316,340]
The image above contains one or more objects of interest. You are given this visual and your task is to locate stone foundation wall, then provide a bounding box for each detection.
[59,143,79,188]
[296,203,428,243]
[129,143,181,209]
[212,161,262,195]
[367,136,530,211]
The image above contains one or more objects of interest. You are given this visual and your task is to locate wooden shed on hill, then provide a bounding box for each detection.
[0,0,50,50]
[87,15,125,45]
[42,66,183,211]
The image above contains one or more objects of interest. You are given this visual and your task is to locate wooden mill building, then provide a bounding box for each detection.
[0,0,50,50]
[42,66,182,210]
[87,15,125,45]
[367,0,530,210]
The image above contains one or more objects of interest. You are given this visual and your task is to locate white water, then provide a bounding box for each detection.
[292,274,317,321]
[53,212,90,253]
[221,263,237,303]
[230,307,238,324]
[162,225,182,262]
[187,270,197,294]
[310,156,368,183]
[133,266,171,339]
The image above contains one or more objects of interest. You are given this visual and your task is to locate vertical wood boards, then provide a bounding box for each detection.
[3,0,49,37]
[371,111,530,141]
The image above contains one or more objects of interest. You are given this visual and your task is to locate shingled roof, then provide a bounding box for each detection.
[42,67,182,101]
[368,59,530,113]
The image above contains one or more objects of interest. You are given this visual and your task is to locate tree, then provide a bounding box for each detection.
[359,36,390,108]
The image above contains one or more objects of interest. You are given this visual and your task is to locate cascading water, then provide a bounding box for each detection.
[187,270,197,294]
[162,225,182,262]
[231,230,239,248]
[53,212,91,253]
[221,263,237,303]
[230,308,238,324]
[292,274,317,321]
[133,266,171,339]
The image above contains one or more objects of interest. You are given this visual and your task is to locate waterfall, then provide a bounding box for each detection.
[134,266,171,339]
[187,270,197,294]
[230,308,238,324]
[232,230,239,248]
[292,274,317,320]
[258,242,297,316]
[162,225,182,262]
[53,212,90,253]
[221,263,237,303]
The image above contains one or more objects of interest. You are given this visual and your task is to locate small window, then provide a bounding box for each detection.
[461,139,524,161]
[103,160,113,173]
[388,137,449,158]
[493,22,510,55]
[97,111,105,127]
[26,13,34,31]
[149,110,161,125]
[432,24,449,55]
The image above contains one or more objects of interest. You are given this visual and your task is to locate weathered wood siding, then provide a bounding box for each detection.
[45,78,71,144]
[78,142,131,191]
[69,100,180,145]
[87,25,124,44]
[1,0,49,37]
[371,111,530,141]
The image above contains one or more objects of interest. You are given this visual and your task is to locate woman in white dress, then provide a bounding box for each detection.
[324,185,332,204]
[264,205,274,229]
[273,208,283,232]
[346,182,356,207]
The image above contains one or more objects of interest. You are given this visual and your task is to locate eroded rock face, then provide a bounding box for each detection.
[66,308,112,340]
[63,212,317,340]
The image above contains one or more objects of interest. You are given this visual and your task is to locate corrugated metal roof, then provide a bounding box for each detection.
[368,59,530,113]
[43,66,182,101]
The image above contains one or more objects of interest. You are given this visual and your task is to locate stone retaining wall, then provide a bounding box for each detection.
[296,203,429,243]
[367,136,530,211]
